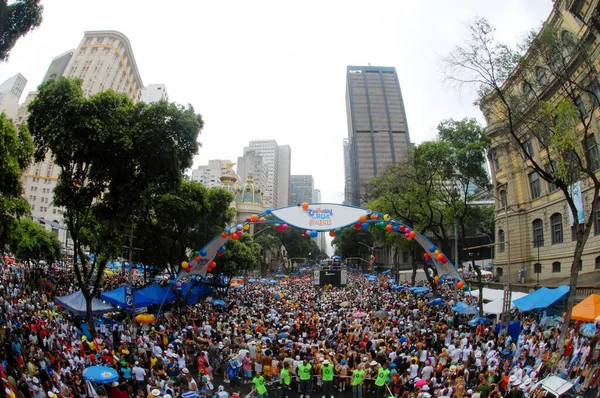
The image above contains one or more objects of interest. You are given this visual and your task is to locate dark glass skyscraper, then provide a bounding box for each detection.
[345,66,411,205]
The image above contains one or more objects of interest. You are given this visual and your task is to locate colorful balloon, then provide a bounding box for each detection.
[434,250,440,256]
[437,253,444,262]
[310,230,318,238]
[383,214,390,221]
[424,253,431,260]
[359,215,367,223]
[392,225,399,232]
[429,246,436,253]
[194,255,200,262]
[251,214,259,222]
[301,202,309,211]
[457,281,465,289]
[231,234,238,240]
[329,230,336,237]
[181,261,189,269]
[385,224,393,232]
[400,225,406,232]
[243,224,250,231]
[265,208,272,214]
[361,223,368,230]
[236,224,243,231]
[200,249,207,256]
[221,232,228,238]
[409,231,416,239]
[370,214,378,221]
[259,217,267,224]
[354,223,362,230]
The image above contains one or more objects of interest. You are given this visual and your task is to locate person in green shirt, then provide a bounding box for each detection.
[351,364,365,398]
[374,362,390,398]
[297,358,312,398]
[321,360,335,398]
[280,363,292,398]
[252,372,268,398]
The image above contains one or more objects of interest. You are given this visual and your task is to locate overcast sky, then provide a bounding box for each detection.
[1,0,553,204]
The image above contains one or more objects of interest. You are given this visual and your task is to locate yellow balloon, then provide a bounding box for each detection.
[181,261,189,269]
[434,250,440,256]
[243,224,250,231]
[383,214,390,221]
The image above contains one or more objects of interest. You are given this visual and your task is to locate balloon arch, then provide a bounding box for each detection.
[177,203,470,291]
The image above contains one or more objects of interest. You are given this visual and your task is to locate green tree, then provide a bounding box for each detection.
[9,217,60,263]
[0,112,33,249]
[443,18,600,348]
[28,77,202,335]
[332,228,373,261]
[132,180,235,282]
[255,225,326,267]
[216,233,261,275]
[0,0,43,62]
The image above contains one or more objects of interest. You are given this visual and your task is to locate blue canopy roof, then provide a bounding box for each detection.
[100,285,153,309]
[513,285,570,312]
[55,290,114,316]
[137,283,175,305]
[180,282,213,305]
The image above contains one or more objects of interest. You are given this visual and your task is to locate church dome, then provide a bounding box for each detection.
[236,174,263,205]
[219,162,239,194]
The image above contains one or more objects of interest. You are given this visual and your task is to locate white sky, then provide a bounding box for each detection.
[0,0,553,204]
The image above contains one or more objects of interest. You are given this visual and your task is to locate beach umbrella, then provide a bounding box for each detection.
[134,313,156,324]
[103,269,114,276]
[424,293,434,299]
[428,298,444,306]
[212,299,226,306]
[392,284,406,291]
[272,291,284,299]
[340,301,351,307]
[374,310,390,318]
[468,316,492,326]
[248,278,257,283]
[452,302,478,315]
[82,366,119,384]
[579,322,597,337]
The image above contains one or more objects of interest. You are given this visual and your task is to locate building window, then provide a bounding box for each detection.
[588,80,600,108]
[584,134,600,171]
[499,189,508,208]
[532,218,544,247]
[529,172,541,200]
[534,263,542,274]
[498,229,505,253]
[552,262,561,273]
[572,224,579,241]
[524,139,534,156]
[596,256,600,270]
[536,67,548,85]
[523,83,535,101]
[551,213,563,244]
[496,267,503,277]
[31,205,35,211]
[492,151,501,171]
[595,199,600,235]
[545,164,558,193]
[576,95,588,117]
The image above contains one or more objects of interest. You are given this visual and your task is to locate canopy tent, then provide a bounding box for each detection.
[100,285,153,310]
[180,282,213,305]
[471,288,529,315]
[55,290,114,316]
[136,283,176,305]
[513,285,570,312]
[571,294,600,322]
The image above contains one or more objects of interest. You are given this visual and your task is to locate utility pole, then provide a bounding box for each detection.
[501,203,512,335]
[454,220,459,301]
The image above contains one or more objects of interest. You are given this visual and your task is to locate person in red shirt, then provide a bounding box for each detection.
[110,382,128,398]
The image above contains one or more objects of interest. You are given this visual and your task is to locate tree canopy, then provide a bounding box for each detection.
[0,112,33,249]
[27,77,203,334]
[215,233,261,276]
[9,217,60,263]
[0,0,43,62]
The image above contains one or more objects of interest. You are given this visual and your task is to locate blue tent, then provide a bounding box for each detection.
[180,282,213,305]
[513,285,570,312]
[100,285,153,309]
[452,302,478,315]
[55,290,114,316]
[83,366,119,384]
[137,283,175,305]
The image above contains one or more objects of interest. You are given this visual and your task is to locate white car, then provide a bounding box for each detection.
[530,376,577,398]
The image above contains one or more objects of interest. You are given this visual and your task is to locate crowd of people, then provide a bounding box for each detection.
[0,259,599,398]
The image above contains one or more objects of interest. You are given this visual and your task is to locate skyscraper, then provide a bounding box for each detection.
[138,84,169,103]
[192,159,233,187]
[312,189,321,204]
[242,140,291,209]
[0,73,27,120]
[290,175,314,205]
[20,31,145,246]
[345,65,411,205]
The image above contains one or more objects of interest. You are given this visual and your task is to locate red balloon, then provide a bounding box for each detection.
[221,232,228,238]
[400,225,406,232]
[441,257,448,264]
[231,234,238,240]
[457,281,465,289]
[329,230,336,237]
[210,261,216,268]
[185,268,191,273]
[424,253,431,260]
[354,223,362,230]
[437,253,444,262]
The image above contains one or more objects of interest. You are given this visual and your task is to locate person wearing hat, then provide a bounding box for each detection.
[374,362,389,398]
[351,364,365,398]
[110,381,127,398]
[132,361,147,392]
[321,359,334,398]
[251,371,268,398]
[280,362,292,398]
[148,388,161,398]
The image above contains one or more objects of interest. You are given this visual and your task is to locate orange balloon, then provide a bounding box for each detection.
[370,214,378,220]
[437,253,445,262]
[301,202,309,211]
[457,281,465,289]
[359,215,367,223]
[385,224,393,232]
[409,230,416,238]
[259,217,267,224]
[251,214,259,222]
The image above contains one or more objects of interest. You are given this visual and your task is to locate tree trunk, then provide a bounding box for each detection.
[410,249,417,286]
[85,295,97,338]
[423,264,439,298]
[558,242,585,355]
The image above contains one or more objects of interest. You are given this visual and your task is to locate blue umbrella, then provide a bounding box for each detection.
[392,284,406,291]
[82,366,119,384]
[278,332,289,339]
[212,299,226,307]
[268,279,277,284]
[452,302,478,315]
[332,255,341,259]
[248,278,257,283]
[579,322,597,337]
[413,287,430,294]
[428,298,444,306]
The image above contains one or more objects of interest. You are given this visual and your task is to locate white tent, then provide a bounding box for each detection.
[471,288,528,315]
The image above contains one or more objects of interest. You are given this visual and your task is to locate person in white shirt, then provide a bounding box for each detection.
[132,362,146,391]
[421,361,434,381]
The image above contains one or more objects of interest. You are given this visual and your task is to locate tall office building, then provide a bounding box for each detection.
[345,65,411,205]
[312,189,321,204]
[138,84,168,103]
[290,175,314,205]
[342,138,351,204]
[0,73,27,120]
[20,31,145,246]
[237,150,268,195]
[277,145,291,207]
[191,159,233,187]
[241,140,291,209]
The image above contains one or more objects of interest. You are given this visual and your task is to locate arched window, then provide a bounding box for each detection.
[552,261,561,273]
[550,213,563,244]
[498,229,505,253]
[536,67,548,85]
[532,219,544,247]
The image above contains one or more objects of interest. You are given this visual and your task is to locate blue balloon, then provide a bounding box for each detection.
[429,246,437,253]
[392,225,399,232]
[310,230,318,238]
[200,249,207,256]
[219,247,226,254]
[361,223,368,230]
[265,208,272,215]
